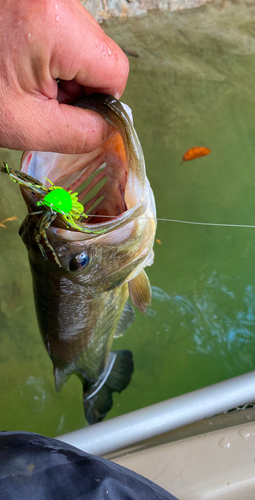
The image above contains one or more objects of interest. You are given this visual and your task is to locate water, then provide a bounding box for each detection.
[1,1,255,435]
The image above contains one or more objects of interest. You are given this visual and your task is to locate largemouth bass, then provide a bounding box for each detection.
[15,95,156,424]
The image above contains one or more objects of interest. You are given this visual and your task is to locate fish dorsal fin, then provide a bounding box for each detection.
[114,301,136,338]
[128,269,152,313]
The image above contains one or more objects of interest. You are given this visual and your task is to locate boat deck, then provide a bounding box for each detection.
[109,409,255,500]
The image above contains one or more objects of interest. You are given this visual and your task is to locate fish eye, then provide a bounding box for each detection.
[69,251,90,272]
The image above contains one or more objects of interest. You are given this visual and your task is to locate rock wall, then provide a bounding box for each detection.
[81,0,212,22]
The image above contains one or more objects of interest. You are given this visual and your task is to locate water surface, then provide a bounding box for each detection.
[1,1,255,435]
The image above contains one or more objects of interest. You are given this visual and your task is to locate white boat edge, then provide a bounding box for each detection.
[56,371,255,499]
[56,371,255,456]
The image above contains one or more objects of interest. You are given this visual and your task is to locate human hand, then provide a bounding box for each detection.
[0,0,129,153]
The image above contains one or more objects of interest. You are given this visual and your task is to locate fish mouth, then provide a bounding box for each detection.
[20,97,148,238]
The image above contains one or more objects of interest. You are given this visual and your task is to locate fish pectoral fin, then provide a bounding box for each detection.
[84,350,133,425]
[114,301,136,338]
[128,269,152,313]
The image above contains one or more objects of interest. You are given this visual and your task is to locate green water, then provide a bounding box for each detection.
[1,1,255,435]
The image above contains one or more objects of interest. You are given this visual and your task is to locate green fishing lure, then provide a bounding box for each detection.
[36,177,88,232]
[1,162,103,267]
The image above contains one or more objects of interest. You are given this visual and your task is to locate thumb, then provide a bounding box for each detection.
[0,95,113,153]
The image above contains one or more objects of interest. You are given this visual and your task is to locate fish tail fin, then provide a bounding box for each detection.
[83,350,133,425]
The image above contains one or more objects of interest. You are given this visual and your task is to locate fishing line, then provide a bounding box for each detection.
[84,213,255,229]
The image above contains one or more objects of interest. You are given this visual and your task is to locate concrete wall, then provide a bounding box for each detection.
[81,0,211,22]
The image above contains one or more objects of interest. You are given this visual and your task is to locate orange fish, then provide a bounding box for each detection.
[182,147,211,162]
